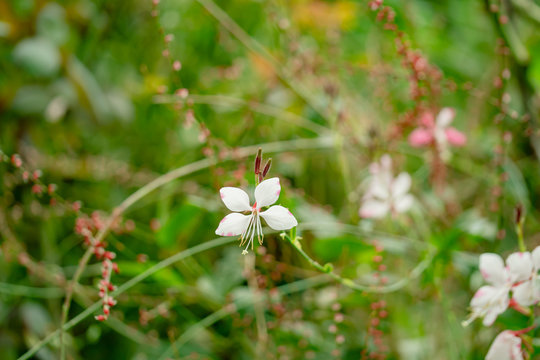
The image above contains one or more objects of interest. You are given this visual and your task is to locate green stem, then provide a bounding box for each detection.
[55,136,333,358]
[516,221,526,252]
[157,276,330,360]
[194,0,330,122]
[0,283,64,298]
[282,231,434,294]
[153,94,331,135]
[17,237,236,360]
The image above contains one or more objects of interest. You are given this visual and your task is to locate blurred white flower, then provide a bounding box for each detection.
[215,177,297,254]
[511,247,540,306]
[359,155,413,219]
[485,330,523,360]
[466,253,511,326]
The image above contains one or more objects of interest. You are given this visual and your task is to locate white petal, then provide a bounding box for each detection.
[215,213,251,236]
[367,179,389,199]
[479,253,508,286]
[507,252,533,283]
[436,107,455,128]
[219,187,251,212]
[469,285,508,326]
[391,172,412,197]
[359,199,390,219]
[259,205,297,230]
[532,246,540,270]
[512,280,537,307]
[254,177,281,208]
[486,331,523,360]
[380,154,392,171]
[394,194,413,213]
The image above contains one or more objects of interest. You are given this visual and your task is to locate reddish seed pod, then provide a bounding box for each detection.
[515,204,523,224]
[254,148,262,174]
[11,154,22,167]
[262,159,272,178]
[47,184,57,194]
[31,184,42,195]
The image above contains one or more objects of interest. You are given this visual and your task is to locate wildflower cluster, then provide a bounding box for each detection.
[74,212,120,320]
[465,211,539,360]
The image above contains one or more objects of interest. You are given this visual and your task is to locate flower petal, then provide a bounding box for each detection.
[512,280,539,307]
[479,253,508,286]
[408,128,433,147]
[507,252,533,283]
[470,285,509,326]
[394,194,413,213]
[359,199,390,219]
[215,213,251,236]
[366,179,390,199]
[219,187,251,212]
[436,107,455,128]
[391,172,411,197]
[445,127,466,146]
[259,205,297,230]
[532,246,540,270]
[486,331,523,360]
[254,177,281,208]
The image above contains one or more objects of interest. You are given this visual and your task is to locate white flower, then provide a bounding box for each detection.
[511,247,540,306]
[215,177,298,254]
[466,253,511,326]
[359,155,413,219]
[485,331,523,360]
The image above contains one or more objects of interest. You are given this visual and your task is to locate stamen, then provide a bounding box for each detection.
[240,214,254,247]
[256,213,263,245]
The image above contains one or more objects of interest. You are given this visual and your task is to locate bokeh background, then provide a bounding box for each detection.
[2,0,540,359]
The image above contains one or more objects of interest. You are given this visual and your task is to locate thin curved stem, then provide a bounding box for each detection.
[282,232,435,294]
[153,94,331,135]
[194,0,330,122]
[56,136,333,358]
[18,237,237,360]
[0,283,64,298]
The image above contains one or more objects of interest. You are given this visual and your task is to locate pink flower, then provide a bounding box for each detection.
[408,108,466,157]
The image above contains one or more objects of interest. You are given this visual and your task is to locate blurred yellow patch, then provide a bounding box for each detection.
[143,73,168,95]
[249,53,277,82]
[292,1,356,30]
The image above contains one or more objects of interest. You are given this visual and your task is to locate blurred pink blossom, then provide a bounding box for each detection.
[408,107,466,157]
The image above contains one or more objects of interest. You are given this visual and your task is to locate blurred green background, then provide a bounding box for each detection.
[2,0,540,359]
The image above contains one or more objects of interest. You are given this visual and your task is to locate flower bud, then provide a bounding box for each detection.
[254,148,262,174]
[262,158,272,178]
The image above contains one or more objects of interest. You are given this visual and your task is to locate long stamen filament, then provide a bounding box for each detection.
[240,214,255,247]
[256,213,263,245]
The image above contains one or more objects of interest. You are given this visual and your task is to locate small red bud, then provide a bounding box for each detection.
[262,158,272,178]
[11,154,22,167]
[254,148,262,174]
